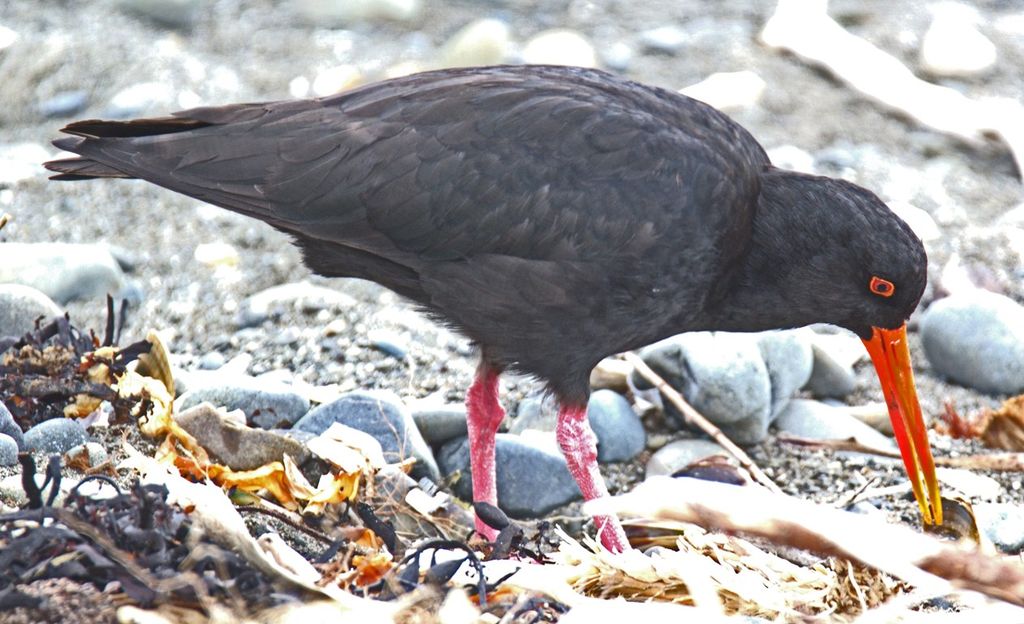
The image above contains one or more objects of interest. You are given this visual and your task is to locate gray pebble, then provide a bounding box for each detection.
[587,390,645,463]
[509,392,557,434]
[176,376,310,429]
[757,329,814,418]
[600,41,633,72]
[0,243,127,305]
[293,390,439,481]
[175,403,310,470]
[718,413,770,447]
[197,351,226,370]
[437,434,579,518]
[805,342,857,399]
[368,328,408,359]
[237,281,356,328]
[104,81,175,118]
[38,90,89,118]
[0,402,24,449]
[0,284,62,340]
[973,503,1024,553]
[65,441,108,467]
[115,0,201,28]
[636,332,772,443]
[920,291,1024,394]
[411,403,469,445]
[774,399,894,448]
[509,390,645,462]
[23,418,88,454]
[0,434,17,466]
[646,439,725,478]
[639,25,689,54]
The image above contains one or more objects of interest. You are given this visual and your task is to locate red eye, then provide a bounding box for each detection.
[869,276,895,297]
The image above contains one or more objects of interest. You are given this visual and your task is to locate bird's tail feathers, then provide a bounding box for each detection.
[44,116,212,180]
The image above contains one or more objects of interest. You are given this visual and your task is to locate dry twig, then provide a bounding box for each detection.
[778,434,1024,472]
[624,352,782,493]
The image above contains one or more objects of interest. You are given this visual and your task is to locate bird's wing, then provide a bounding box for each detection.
[52,66,767,268]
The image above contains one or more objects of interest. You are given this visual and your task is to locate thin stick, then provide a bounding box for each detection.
[0,213,10,231]
[623,352,782,494]
[778,434,1024,471]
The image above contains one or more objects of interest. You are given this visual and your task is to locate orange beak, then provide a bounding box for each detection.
[862,324,943,526]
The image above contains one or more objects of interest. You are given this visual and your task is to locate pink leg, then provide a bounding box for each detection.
[555,404,630,552]
[466,363,505,540]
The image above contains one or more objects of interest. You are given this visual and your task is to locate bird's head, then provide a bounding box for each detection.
[716,168,941,526]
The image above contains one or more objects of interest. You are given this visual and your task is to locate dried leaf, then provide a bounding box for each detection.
[980,395,1024,452]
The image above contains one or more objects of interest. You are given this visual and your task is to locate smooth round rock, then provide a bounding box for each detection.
[636,332,772,443]
[509,393,557,434]
[176,376,310,429]
[774,399,894,449]
[805,342,858,399]
[237,281,356,327]
[295,0,421,25]
[293,390,439,481]
[115,0,201,28]
[0,402,24,449]
[587,390,646,463]
[0,243,127,305]
[973,503,1024,553]
[437,434,579,518]
[38,90,89,118]
[757,329,814,418]
[23,418,88,454]
[639,25,689,54]
[646,439,726,478]
[521,29,596,67]
[919,4,996,78]
[411,403,469,445]
[197,351,226,370]
[0,284,62,339]
[439,18,510,68]
[920,291,1024,395]
[0,433,17,466]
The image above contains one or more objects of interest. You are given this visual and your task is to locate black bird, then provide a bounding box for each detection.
[45,65,941,552]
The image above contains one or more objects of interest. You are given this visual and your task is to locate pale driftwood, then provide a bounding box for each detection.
[761,0,1024,179]
[623,352,782,494]
[779,434,1024,472]
[587,476,1024,607]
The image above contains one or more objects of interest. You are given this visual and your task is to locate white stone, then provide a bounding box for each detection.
[295,0,421,25]
[109,81,175,114]
[0,143,49,185]
[767,144,815,174]
[0,25,18,51]
[193,242,239,267]
[312,65,362,97]
[289,75,310,99]
[440,19,511,68]
[887,201,941,242]
[920,3,997,78]
[680,71,766,112]
[521,29,596,67]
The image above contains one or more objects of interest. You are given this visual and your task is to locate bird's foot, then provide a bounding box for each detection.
[593,512,630,553]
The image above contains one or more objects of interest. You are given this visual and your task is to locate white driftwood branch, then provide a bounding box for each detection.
[761,0,1024,179]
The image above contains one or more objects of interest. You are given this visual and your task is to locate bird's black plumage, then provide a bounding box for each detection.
[46,64,926,404]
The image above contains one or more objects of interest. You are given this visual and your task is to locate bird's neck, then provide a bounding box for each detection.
[696,169,826,333]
